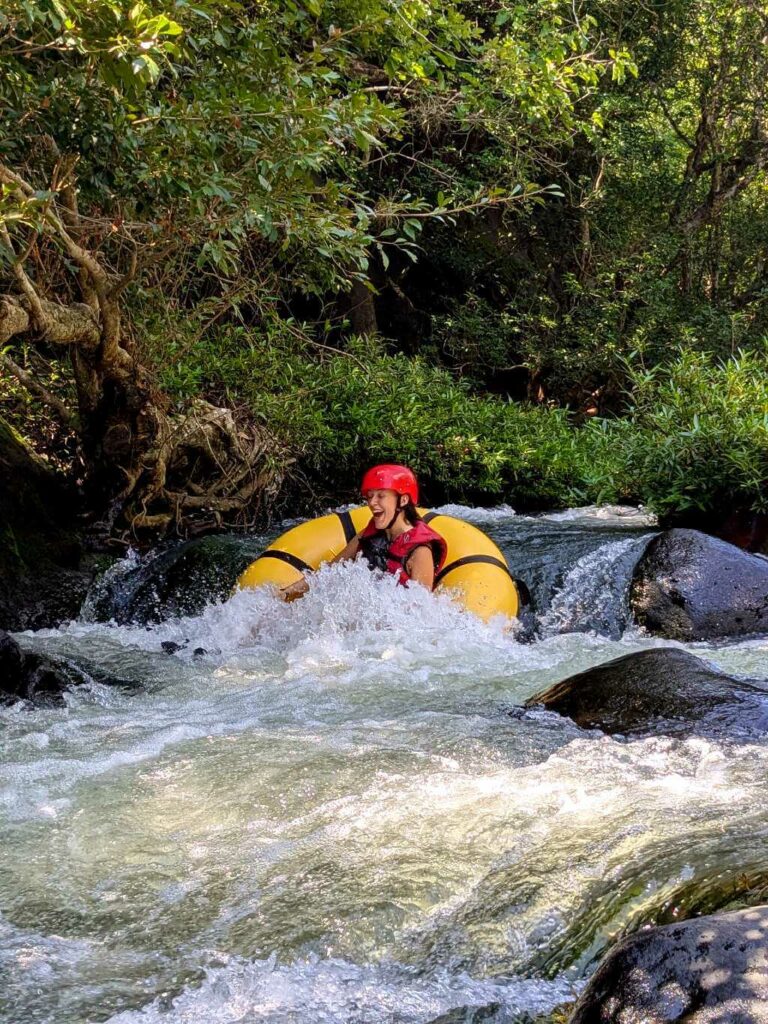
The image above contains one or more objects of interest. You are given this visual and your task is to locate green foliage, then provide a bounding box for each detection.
[152,323,588,507]
[584,350,768,515]
[4,0,768,526]
[152,325,768,517]
[1,0,622,299]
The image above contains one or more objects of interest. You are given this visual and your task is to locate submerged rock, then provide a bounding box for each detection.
[0,630,135,704]
[0,630,89,703]
[568,906,768,1023]
[631,529,768,641]
[525,647,768,737]
[86,534,265,624]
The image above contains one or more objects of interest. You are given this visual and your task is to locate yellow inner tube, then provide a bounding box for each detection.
[237,507,519,621]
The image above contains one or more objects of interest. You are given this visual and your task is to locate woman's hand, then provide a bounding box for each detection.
[278,576,310,602]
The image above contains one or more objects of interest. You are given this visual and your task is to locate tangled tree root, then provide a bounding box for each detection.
[126,399,291,536]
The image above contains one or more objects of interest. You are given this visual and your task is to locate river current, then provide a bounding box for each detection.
[3,506,768,1024]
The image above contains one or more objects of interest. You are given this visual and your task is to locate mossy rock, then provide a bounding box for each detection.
[87,534,266,624]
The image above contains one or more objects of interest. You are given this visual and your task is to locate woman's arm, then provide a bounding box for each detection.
[404,545,435,590]
[332,535,361,563]
[279,536,361,601]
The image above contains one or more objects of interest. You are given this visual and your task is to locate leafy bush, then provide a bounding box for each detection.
[153,325,591,507]
[152,323,768,517]
[583,350,768,515]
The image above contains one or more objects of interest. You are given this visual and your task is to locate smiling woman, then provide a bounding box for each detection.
[346,464,447,591]
[278,464,445,597]
[236,466,521,621]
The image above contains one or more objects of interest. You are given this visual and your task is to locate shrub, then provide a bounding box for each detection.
[585,350,768,515]
[154,326,589,508]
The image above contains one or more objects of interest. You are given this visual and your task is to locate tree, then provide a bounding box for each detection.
[0,0,631,533]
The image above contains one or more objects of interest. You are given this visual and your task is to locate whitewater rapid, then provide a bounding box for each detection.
[3,507,768,1024]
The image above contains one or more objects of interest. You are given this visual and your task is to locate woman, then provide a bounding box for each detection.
[280,464,446,599]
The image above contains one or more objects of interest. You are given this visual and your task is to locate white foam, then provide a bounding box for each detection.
[105,953,577,1024]
[542,505,657,526]
[431,502,517,523]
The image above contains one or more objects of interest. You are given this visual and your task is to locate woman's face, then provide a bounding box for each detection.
[364,488,402,529]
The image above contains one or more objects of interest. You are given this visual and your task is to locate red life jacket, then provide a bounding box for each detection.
[359,518,447,588]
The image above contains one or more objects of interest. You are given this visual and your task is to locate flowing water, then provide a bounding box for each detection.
[3,506,768,1024]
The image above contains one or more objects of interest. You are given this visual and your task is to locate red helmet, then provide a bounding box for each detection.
[361,464,419,505]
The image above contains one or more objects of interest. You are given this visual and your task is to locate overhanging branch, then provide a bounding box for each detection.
[0,350,76,427]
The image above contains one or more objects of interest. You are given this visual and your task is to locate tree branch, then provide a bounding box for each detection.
[0,295,30,344]
[0,223,50,329]
[0,350,76,427]
[0,293,100,347]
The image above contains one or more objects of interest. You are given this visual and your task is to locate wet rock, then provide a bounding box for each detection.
[0,630,89,703]
[630,867,768,932]
[0,630,135,704]
[568,905,768,1023]
[631,529,768,641]
[87,534,265,624]
[525,647,768,737]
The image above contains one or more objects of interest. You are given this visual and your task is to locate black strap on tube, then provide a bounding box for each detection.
[335,510,357,545]
[434,554,514,587]
[259,550,313,574]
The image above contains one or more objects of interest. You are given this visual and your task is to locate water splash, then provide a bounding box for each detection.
[79,547,142,622]
[432,503,518,524]
[538,535,654,638]
[106,954,577,1024]
[542,506,657,527]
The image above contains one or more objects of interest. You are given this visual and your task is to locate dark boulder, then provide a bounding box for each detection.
[631,529,768,641]
[0,417,92,630]
[568,905,768,1023]
[1,630,89,703]
[525,647,768,737]
[86,534,265,624]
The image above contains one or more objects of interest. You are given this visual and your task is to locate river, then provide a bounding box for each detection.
[3,506,768,1023]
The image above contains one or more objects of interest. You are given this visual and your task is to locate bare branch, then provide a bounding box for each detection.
[0,292,100,347]
[110,246,139,300]
[0,162,34,196]
[0,350,76,427]
[0,223,50,329]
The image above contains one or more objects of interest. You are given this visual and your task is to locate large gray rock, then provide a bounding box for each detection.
[569,906,768,1023]
[631,529,768,641]
[525,647,768,737]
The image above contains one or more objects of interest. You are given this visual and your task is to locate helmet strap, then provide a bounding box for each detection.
[384,495,407,533]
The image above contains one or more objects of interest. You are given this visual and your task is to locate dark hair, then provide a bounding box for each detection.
[402,498,422,525]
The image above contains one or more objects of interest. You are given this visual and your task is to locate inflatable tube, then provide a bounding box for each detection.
[237,508,520,621]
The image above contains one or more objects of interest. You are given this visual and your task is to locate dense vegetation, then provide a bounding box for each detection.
[2,0,768,535]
